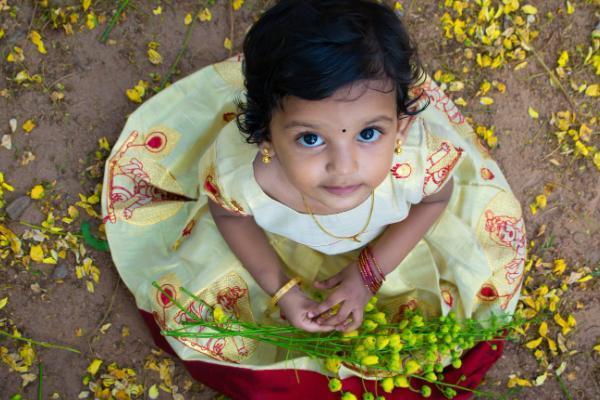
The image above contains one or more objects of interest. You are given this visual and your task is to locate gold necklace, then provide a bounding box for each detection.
[301,191,375,243]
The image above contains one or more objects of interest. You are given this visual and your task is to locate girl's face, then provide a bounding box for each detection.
[266,80,411,214]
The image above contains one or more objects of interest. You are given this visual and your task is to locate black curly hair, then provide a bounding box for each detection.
[236,0,427,144]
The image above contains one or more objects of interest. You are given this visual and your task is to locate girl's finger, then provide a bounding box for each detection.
[307,295,342,319]
[318,302,352,326]
[342,310,363,332]
[313,273,342,290]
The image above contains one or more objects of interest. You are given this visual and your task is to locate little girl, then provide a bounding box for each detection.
[102,0,526,398]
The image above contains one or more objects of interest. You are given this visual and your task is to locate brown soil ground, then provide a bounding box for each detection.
[0,1,598,399]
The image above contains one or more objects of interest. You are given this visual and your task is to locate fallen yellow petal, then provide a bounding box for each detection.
[83,0,91,12]
[87,359,103,376]
[585,84,599,97]
[198,8,212,22]
[22,119,36,133]
[30,245,44,263]
[528,106,539,119]
[0,297,8,310]
[480,97,494,105]
[539,322,548,337]
[30,184,45,200]
[184,13,192,25]
[521,5,538,15]
[152,6,162,15]
[29,30,47,54]
[232,0,244,11]
[224,37,233,51]
[148,384,159,399]
[525,336,543,349]
[147,49,163,65]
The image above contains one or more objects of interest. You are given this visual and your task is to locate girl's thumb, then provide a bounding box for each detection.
[314,275,340,289]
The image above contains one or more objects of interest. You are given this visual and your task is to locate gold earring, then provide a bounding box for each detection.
[394,139,403,155]
[261,148,272,164]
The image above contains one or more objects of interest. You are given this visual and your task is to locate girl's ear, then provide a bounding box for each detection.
[396,115,416,142]
[259,141,276,158]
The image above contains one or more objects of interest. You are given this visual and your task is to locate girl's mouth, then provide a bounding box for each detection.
[322,184,362,196]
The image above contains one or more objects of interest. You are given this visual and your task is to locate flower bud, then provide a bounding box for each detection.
[361,355,379,366]
[328,378,342,392]
[341,392,357,400]
[393,375,409,388]
[324,358,341,374]
[380,377,394,393]
[421,385,432,398]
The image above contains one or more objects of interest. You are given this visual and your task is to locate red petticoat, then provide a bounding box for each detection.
[141,311,503,400]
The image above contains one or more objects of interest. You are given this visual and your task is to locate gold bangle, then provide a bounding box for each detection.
[270,277,302,308]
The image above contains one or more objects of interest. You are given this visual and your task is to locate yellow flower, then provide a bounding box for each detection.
[361,355,378,366]
[553,259,566,275]
[224,37,233,51]
[22,119,36,133]
[232,0,244,11]
[213,305,227,323]
[152,6,162,15]
[507,374,532,388]
[328,378,342,392]
[521,5,537,14]
[404,359,421,375]
[394,375,409,388]
[30,245,44,263]
[557,51,569,67]
[30,184,45,199]
[528,107,539,119]
[87,359,103,376]
[29,30,47,54]
[362,320,378,331]
[480,97,494,105]
[376,336,390,350]
[324,358,341,374]
[86,12,97,30]
[380,377,394,393]
[147,49,163,65]
[184,13,193,25]
[198,8,212,22]
[341,393,357,400]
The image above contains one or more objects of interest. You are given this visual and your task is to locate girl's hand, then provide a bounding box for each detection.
[277,285,336,333]
[307,262,372,332]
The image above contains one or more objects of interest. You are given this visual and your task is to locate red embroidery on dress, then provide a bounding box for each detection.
[441,289,454,307]
[480,168,495,180]
[104,130,176,224]
[483,210,526,309]
[423,141,464,195]
[391,299,419,323]
[420,80,466,125]
[477,284,499,301]
[391,162,413,179]
[182,219,196,237]
[216,286,248,317]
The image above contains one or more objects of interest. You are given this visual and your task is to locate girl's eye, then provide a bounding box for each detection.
[357,127,382,143]
[297,133,324,147]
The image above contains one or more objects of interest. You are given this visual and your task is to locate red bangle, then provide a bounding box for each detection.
[358,248,384,294]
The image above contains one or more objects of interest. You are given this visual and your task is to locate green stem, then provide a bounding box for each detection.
[160,19,194,90]
[100,0,131,43]
[38,363,43,400]
[557,375,574,400]
[0,330,81,354]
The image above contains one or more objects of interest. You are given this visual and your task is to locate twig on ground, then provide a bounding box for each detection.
[557,375,574,400]
[28,0,38,35]
[160,21,194,90]
[100,0,131,43]
[0,330,81,354]
[88,278,121,356]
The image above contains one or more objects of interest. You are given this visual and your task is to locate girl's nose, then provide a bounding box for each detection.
[326,144,358,176]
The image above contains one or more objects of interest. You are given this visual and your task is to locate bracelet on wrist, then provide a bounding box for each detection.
[358,246,385,294]
[269,276,302,308]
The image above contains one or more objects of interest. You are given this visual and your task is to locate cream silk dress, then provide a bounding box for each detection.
[101,57,526,377]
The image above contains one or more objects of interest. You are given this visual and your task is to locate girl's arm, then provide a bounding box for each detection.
[310,178,455,330]
[208,198,289,296]
[371,178,454,275]
[208,198,334,332]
